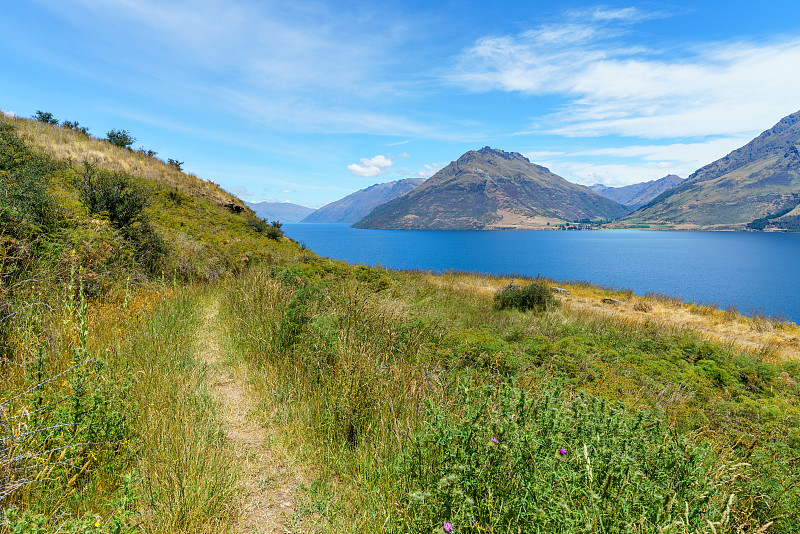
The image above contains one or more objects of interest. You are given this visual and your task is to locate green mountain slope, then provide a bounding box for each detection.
[354,147,630,229]
[302,178,425,223]
[625,110,800,229]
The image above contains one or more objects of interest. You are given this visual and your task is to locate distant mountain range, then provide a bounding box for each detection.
[624,110,800,230]
[590,175,684,210]
[302,178,425,223]
[244,201,314,223]
[354,147,630,229]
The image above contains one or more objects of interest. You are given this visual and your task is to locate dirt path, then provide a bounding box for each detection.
[198,296,301,534]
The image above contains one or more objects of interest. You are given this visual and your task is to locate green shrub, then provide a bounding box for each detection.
[246,217,284,240]
[75,163,167,274]
[32,111,58,125]
[62,121,90,136]
[105,130,135,150]
[166,158,183,171]
[494,281,558,312]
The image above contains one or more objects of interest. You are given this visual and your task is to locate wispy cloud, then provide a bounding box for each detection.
[450,9,800,139]
[527,135,754,186]
[348,154,395,177]
[415,163,443,178]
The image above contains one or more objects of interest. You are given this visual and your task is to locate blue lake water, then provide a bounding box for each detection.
[282,224,800,323]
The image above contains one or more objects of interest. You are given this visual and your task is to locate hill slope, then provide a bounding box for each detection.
[0,114,297,286]
[245,201,314,223]
[590,175,684,210]
[625,110,800,229]
[354,147,630,229]
[302,178,425,223]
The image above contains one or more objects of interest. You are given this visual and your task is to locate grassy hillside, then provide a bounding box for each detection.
[2,115,799,533]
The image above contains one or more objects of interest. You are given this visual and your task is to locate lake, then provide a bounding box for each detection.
[282,224,800,323]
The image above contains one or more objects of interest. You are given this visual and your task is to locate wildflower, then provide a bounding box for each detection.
[491,437,499,444]
[443,522,453,532]
[559,448,567,455]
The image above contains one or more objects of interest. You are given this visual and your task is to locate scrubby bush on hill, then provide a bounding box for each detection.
[494,281,558,312]
[105,129,135,149]
[32,110,57,125]
[75,163,167,274]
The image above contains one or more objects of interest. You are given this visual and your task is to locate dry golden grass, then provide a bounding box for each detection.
[420,271,800,363]
[3,115,247,211]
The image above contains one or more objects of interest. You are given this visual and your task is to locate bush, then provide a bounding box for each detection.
[105,129,135,149]
[62,120,90,135]
[246,217,284,241]
[166,158,183,171]
[494,281,558,312]
[75,163,167,274]
[32,111,58,124]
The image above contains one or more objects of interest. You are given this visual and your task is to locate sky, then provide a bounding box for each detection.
[3,1,800,208]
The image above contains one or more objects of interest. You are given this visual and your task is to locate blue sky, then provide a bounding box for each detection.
[3,1,800,208]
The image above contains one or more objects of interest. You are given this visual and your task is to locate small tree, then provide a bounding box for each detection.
[33,111,58,124]
[62,120,90,135]
[106,129,136,149]
[167,158,184,171]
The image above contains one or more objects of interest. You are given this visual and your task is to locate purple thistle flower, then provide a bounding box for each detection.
[443,522,453,532]
[491,437,499,444]
[559,448,567,455]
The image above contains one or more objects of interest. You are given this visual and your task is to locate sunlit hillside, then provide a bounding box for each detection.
[2,114,799,534]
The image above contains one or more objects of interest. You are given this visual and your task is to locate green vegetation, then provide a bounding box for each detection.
[494,281,558,312]
[105,130,135,150]
[2,114,799,533]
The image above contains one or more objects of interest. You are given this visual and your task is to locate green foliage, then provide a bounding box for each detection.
[75,163,167,274]
[104,130,135,150]
[494,281,558,312]
[246,217,284,240]
[136,147,156,157]
[61,121,90,136]
[0,123,61,235]
[166,158,183,171]
[32,111,58,125]
[403,385,743,533]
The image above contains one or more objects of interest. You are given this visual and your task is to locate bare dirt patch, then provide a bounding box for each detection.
[198,297,306,534]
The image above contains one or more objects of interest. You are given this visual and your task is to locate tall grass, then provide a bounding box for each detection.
[220,259,798,533]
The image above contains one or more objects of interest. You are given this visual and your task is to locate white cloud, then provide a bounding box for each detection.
[398,152,411,158]
[281,189,295,193]
[527,135,754,187]
[347,154,394,177]
[415,163,443,178]
[451,12,800,139]
[0,110,16,117]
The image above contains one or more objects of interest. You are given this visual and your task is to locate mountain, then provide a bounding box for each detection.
[301,178,425,223]
[354,147,630,230]
[590,175,684,210]
[245,201,314,223]
[624,110,800,230]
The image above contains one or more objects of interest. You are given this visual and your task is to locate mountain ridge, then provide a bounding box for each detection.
[590,175,684,210]
[625,109,800,229]
[302,178,424,223]
[355,147,630,229]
